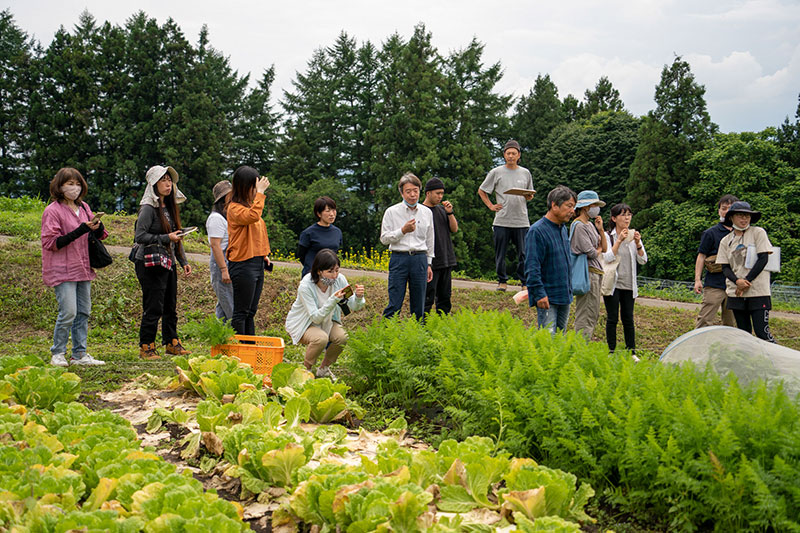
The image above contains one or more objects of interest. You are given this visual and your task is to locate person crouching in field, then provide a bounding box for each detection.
[715,201,776,342]
[570,190,607,341]
[41,167,108,367]
[133,165,192,360]
[285,249,365,380]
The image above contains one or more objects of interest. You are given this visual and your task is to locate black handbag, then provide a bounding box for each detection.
[87,231,112,268]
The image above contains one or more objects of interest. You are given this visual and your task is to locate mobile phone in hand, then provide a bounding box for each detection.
[91,212,105,223]
[340,285,353,299]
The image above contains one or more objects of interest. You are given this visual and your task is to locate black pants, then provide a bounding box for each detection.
[603,288,636,352]
[733,309,776,343]
[425,267,453,315]
[229,256,264,336]
[493,226,527,284]
[135,261,178,345]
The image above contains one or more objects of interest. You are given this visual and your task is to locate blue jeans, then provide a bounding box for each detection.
[383,252,427,321]
[536,303,570,334]
[210,258,234,321]
[51,281,92,358]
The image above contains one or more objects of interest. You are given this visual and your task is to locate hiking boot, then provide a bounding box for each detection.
[139,343,161,360]
[50,353,69,367]
[315,366,337,381]
[71,354,106,366]
[165,338,191,356]
[496,283,507,292]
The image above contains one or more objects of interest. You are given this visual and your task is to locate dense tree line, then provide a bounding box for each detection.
[1,9,798,281]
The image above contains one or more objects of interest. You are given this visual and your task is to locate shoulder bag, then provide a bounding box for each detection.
[81,204,112,269]
[569,221,591,295]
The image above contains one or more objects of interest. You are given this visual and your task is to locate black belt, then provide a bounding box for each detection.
[392,250,426,255]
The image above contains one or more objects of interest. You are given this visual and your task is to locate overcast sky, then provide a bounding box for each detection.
[6,0,800,133]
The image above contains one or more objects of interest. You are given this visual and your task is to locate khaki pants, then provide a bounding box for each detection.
[300,323,348,369]
[695,286,735,328]
[574,272,602,341]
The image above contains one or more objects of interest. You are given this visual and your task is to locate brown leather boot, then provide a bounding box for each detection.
[165,338,191,356]
[139,343,161,360]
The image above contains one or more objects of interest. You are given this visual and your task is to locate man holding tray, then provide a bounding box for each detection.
[478,139,535,291]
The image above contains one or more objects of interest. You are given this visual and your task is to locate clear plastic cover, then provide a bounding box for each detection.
[660,326,800,398]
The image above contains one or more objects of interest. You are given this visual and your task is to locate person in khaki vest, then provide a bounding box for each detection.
[693,194,738,328]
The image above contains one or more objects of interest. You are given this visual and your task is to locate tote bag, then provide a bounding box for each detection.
[569,221,591,295]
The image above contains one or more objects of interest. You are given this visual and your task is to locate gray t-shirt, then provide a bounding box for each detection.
[616,239,634,290]
[479,165,534,228]
[570,220,602,271]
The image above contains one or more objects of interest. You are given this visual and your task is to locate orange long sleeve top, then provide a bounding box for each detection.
[226,193,270,262]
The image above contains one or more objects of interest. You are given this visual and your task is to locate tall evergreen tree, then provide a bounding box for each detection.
[582,76,624,118]
[0,10,37,194]
[562,94,582,124]
[231,66,280,174]
[777,93,800,167]
[510,74,565,152]
[625,56,717,224]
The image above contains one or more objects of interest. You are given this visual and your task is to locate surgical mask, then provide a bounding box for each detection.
[588,206,601,218]
[62,184,81,201]
[403,199,418,209]
[720,216,727,223]
[733,223,750,231]
[320,277,336,287]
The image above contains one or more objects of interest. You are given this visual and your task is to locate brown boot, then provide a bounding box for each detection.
[165,338,191,356]
[139,343,161,360]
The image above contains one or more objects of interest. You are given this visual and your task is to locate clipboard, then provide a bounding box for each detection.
[504,188,536,197]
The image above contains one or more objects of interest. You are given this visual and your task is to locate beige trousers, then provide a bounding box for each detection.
[695,286,735,328]
[300,322,348,369]
[574,272,602,341]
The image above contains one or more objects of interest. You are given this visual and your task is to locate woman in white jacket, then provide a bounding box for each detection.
[601,203,647,354]
[285,249,365,379]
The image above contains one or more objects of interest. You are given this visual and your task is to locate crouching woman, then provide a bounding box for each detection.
[285,249,365,379]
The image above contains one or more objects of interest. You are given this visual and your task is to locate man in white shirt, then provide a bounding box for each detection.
[380,173,435,320]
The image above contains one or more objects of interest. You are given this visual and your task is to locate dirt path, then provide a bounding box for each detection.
[6,236,798,323]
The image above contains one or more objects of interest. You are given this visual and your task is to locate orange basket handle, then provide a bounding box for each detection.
[231,335,263,342]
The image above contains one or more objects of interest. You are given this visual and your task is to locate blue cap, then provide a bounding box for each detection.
[575,190,605,209]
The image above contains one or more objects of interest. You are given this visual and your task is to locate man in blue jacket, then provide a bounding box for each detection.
[525,186,577,333]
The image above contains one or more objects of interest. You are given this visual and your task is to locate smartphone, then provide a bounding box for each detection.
[177,226,198,236]
[91,212,105,223]
[340,285,353,299]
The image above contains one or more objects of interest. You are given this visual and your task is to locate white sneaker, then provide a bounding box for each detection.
[315,366,336,381]
[50,353,69,367]
[71,354,106,366]
[631,354,641,363]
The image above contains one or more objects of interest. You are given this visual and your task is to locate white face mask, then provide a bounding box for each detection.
[733,223,750,231]
[62,184,81,201]
[587,206,601,218]
[720,216,727,223]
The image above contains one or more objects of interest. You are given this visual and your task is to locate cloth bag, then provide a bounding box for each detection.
[568,221,591,295]
[143,243,173,270]
[601,232,620,296]
[87,232,112,269]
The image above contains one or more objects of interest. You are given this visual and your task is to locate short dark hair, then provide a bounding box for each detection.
[546,186,577,210]
[310,249,340,283]
[718,194,738,208]
[49,167,88,203]
[230,165,259,206]
[313,196,337,219]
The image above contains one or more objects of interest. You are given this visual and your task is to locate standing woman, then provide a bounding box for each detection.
[226,166,271,336]
[297,196,343,277]
[715,201,775,342]
[206,180,234,321]
[285,249,365,379]
[601,203,647,354]
[133,165,192,360]
[41,167,107,366]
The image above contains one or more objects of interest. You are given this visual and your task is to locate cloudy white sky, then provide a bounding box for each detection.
[6,0,800,132]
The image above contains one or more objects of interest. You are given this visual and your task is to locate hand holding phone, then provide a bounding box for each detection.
[339,285,354,299]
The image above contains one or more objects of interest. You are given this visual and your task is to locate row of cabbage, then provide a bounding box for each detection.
[0,354,248,532]
[150,358,596,532]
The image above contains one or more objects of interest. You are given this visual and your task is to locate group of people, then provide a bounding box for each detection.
[41,148,776,370]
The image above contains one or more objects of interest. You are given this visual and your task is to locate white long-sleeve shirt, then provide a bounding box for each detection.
[380,202,435,265]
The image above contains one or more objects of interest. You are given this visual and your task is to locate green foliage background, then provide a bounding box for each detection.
[1,9,799,281]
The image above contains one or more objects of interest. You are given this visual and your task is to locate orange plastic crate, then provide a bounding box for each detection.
[210,335,284,377]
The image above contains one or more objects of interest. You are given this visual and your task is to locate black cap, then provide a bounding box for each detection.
[425,177,445,192]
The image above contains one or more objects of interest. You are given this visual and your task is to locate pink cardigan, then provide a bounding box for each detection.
[41,201,108,287]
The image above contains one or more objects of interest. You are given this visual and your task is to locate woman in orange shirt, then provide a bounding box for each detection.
[226,166,271,336]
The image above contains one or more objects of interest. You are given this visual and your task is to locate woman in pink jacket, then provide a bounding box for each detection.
[40,167,108,367]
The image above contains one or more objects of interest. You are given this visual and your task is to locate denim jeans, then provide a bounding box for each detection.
[383,252,427,320]
[536,303,570,334]
[210,258,234,321]
[229,256,265,336]
[51,281,92,358]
